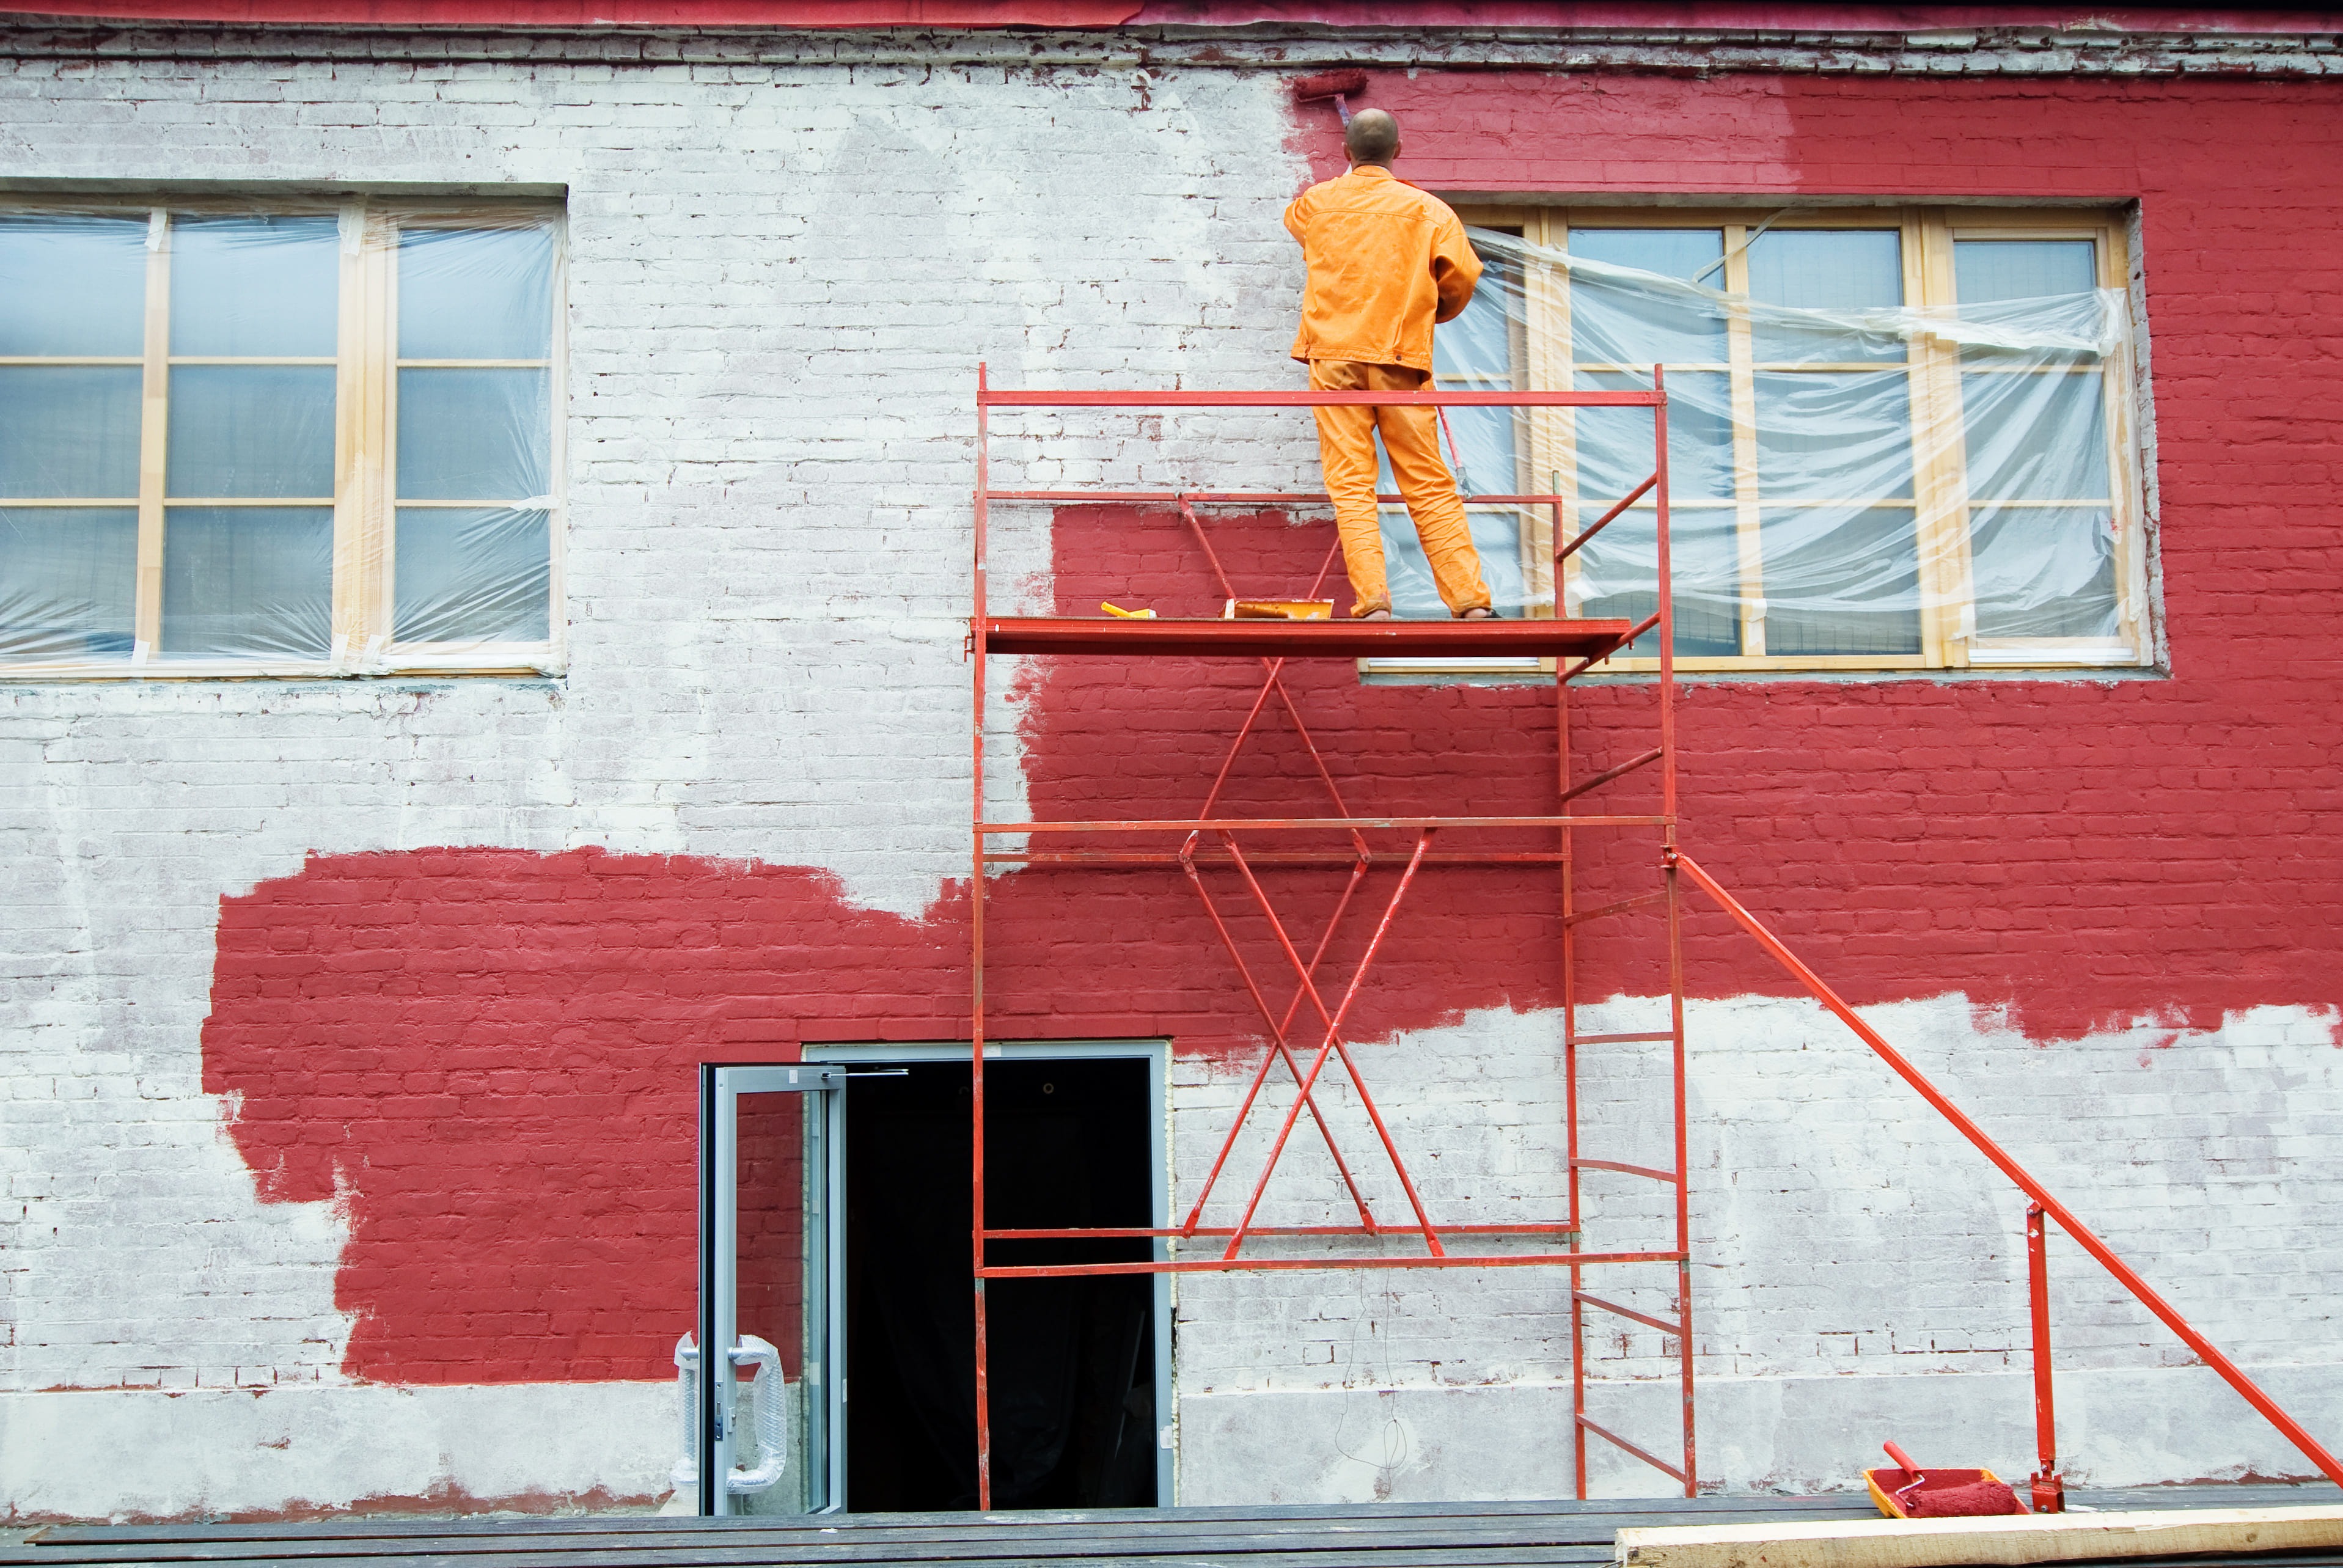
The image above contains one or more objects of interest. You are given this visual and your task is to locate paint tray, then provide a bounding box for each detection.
[1865,1466,2017,1520]
[1223,599,1335,620]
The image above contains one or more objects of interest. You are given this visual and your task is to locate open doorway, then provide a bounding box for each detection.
[818,1044,1170,1511]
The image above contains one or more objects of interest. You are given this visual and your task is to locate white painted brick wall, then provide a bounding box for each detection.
[0,24,2336,1520]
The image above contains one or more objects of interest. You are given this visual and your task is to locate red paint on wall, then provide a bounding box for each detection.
[206,70,2343,1384]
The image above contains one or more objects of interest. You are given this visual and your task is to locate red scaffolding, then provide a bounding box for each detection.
[963,370,2343,1514]
[968,368,1698,1507]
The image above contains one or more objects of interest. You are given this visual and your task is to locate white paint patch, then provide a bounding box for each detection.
[0,1383,672,1522]
[1176,1362,2343,1504]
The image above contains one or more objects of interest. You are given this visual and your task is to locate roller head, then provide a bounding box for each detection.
[1906,1479,2025,1519]
[1289,70,1367,104]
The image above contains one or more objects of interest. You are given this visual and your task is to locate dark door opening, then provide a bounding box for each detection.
[845,1057,1158,1511]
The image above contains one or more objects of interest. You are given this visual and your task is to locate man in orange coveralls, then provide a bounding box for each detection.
[1284,108,1494,621]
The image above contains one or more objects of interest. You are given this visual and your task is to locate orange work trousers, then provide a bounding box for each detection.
[1310,359,1492,618]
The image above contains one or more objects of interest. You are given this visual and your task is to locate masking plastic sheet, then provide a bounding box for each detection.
[0,207,558,669]
[1378,226,2136,654]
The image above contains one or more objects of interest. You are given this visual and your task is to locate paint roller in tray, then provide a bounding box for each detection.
[1289,70,1367,127]
[1866,1440,2028,1520]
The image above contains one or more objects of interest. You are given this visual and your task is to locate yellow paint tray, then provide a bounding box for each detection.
[1865,1466,2009,1520]
[1223,599,1335,621]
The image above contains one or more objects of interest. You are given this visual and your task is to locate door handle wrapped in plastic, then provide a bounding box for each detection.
[671,1332,788,1495]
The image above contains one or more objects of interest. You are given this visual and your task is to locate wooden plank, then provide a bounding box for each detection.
[1614,1506,2343,1568]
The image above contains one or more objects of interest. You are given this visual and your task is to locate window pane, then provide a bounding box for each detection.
[1380,507,1525,620]
[395,507,551,643]
[0,507,136,660]
[1575,370,1732,504]
[1572,227,1723,284]
[1571,507,1740,657]
[1756,371,1913,499]
[1956,240,2097,304]
[0,367,142,497]
[0,214,147,357]
[398,226,556,361]
[1758,505,1922,656]
[1962,370,2108,500]
[160,507,332,658]
[169,214,339,358]
[1970,505,2120,640]
[166,365,337,498]
[1568,229,1728,364]
[396,367,549,500]
[1747,230,1905,364]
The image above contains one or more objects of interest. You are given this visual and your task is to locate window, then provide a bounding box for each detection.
[0,200,562,676]
[1377,206,2148,673]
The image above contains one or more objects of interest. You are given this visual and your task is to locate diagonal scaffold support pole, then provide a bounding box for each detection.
[1219,829,1447,1260]
[1672,849,2343,1489]
[1179,847,1382,1234]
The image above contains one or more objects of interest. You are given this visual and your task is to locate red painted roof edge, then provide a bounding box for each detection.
[0,2,1145,26]
[4,1,2341,31]
[1129,2,2343,33]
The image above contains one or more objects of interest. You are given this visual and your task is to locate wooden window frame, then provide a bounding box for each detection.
[1396,202,2153,678]
[0,196,566,681]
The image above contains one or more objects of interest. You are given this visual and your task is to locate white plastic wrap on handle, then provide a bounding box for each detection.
[671,1332,698,1493]
[671,1332,789,1497]
[725,1335,788,1492]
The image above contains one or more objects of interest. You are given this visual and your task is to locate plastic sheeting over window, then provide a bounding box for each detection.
[1381,224,2144,667]
[394,222,558,648]
[0,204,561,673]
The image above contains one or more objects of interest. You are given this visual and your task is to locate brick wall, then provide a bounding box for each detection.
[1,23,2338,1517]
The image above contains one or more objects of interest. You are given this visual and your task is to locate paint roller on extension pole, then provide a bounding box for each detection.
[1289,70,1366,127]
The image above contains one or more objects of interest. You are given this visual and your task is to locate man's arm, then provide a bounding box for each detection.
[1429,214,1485,323]
[1283,191,1311,244]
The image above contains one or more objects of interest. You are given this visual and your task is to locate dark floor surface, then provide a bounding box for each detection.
[7,1484,2338,1568]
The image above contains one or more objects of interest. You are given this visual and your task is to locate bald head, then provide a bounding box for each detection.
[1344,108,1400,167]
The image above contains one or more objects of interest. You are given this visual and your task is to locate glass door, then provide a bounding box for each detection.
[696,1064,846,1516]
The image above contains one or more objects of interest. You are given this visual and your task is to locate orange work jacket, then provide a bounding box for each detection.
[1283,163,1483,372]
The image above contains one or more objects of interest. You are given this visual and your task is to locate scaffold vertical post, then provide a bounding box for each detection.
[970,363,994,1512]
[1655,367,1696,1497]
[1559,499,1588,1502]
[2028,1203,2064,1513]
